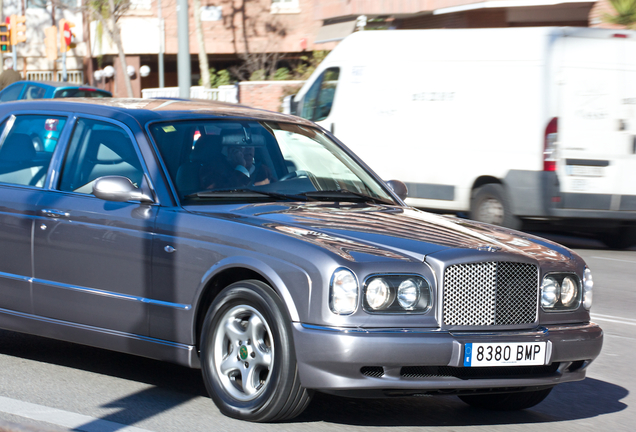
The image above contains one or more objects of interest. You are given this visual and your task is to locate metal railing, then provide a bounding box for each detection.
[141,85,238,103]
[25,71,84,84]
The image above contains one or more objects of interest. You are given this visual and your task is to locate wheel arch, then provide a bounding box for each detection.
[471,176,503,196]
[193,257,302,353]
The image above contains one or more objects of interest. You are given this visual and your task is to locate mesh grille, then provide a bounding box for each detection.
[443,262,538,326]
[361,366,385,378]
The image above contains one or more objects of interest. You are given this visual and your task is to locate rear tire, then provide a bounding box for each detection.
[458,387,553,411]
[470,183,522,230]
[200,280,312,422]
[600,226,636,250]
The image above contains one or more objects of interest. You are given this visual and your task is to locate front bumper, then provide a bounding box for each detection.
[292,322,603,397]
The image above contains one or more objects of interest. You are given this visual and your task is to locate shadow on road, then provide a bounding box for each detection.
[295,378,628,426]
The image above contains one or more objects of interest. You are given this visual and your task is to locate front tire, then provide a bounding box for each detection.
[200,280,312,422]
[458,387,553,411]
[470,183,522,230]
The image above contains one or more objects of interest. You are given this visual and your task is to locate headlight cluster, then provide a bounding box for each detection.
[541,273,581,311]
[363,275,431,313]
[330,268,359,315]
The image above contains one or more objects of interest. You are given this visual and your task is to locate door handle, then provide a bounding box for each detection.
[41,209,70,218]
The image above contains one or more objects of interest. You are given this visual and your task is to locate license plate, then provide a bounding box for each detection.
[567,165,604,177]
[463,342,547,367]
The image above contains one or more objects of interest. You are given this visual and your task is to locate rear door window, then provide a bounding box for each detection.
[0,114,67,187]
[22,84,47,100]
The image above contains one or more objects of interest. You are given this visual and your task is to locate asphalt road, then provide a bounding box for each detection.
[0,233,632,432]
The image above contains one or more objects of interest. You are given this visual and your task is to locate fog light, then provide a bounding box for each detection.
[583,267,593,310]
[541,277,559,308]
[366,278,391,310]
[330,268,358,315]
[560,276,578,307]
[397,279,420,309]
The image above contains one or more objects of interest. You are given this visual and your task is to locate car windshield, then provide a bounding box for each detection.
[149,120,395,204]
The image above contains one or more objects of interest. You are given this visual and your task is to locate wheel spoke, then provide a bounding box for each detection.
[247,314,264,344]
[241,365,260,396]
[224,316,246,344]
[220,353,241,376]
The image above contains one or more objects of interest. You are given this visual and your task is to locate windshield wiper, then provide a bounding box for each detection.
[300,189,393,205]
[185,188,310,201]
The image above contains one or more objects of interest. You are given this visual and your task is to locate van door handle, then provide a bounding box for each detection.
[330,123,335,134]
[633,136,636,154]
[41,209,70,218]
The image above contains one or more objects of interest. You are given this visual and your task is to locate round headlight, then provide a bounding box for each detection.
[583,267,593,310]
[330,269,358,315]
[397,279,420,309]
[541,277,559,308]
[560,276,578,307]
[366,278,391,310]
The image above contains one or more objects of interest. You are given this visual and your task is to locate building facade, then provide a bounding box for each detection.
[1,0,629,97]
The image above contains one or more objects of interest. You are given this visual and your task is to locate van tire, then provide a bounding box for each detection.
[600,226,636,250]
[470,184,522,230]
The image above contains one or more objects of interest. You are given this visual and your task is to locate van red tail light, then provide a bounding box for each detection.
[544,117,558,171]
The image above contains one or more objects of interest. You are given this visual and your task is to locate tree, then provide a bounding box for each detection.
[85,0,134,97]
[604,0,636,27]
[193,0,211,88]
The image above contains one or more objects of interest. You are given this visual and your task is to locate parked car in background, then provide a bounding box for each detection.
[0,80,111,102]
[0,98,602,422]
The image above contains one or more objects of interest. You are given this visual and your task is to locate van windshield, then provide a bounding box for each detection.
[149,120,395,204]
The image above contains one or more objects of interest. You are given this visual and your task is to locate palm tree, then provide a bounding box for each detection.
[605,0,636,27]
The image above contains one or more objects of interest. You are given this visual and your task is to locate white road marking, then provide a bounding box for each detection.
[590,256,636,264]
[0,395,153,432]
[592,314,636,326]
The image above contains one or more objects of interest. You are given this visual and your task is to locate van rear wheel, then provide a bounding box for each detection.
[600,226,636,250]
[470,184,521,230]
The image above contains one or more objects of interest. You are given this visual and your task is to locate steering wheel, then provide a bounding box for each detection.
[280,170,312,181]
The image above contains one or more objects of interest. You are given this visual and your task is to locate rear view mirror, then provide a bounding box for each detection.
[93,176,154,203]
[386,180,408,201]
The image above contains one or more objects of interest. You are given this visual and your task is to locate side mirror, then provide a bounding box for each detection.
[386,180,408,201]
[289,94,299,116]
[93,176,154,203]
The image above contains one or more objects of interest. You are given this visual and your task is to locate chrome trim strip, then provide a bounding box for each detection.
[0,306,194,350]
[301,322,597,335]
[300,323,444,334]
[0,270,191,310]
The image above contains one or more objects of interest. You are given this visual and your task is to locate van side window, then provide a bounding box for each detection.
[0,115,67,187]
[301,67,339,121]
[59,119,144,194]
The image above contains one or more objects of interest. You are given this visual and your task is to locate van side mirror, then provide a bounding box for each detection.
[93,176,154,203]
[386,180,408,201]
[289,94,299,116]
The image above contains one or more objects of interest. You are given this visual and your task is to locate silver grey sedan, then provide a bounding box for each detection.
[0,98,602,422]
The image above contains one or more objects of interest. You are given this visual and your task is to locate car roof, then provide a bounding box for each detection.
[13,80,109,91]
[0,97,314,126]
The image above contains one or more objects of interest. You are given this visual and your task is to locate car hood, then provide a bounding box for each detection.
[185,202,574,263]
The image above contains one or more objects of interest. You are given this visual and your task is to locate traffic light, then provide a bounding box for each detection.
[9,15,26,46]
[44,26,57,60]
[0,24,9,52]
[59,19,75,52]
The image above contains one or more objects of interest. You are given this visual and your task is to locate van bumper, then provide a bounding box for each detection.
[292,322,603,396]
[506,170,636,221]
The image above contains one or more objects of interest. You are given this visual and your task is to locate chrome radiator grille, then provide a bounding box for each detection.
[443,262,538,326]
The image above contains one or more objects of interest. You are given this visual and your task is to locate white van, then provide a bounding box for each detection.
[291,27,636,248]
